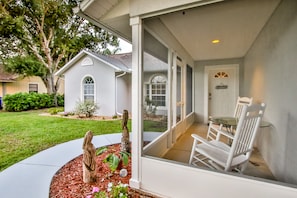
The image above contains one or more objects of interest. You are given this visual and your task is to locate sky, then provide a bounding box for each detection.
[117,39,132,54]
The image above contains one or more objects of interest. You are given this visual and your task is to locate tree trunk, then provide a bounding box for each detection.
[43,73,58,106]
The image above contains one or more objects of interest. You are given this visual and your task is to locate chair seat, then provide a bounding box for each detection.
[195,141,248,169]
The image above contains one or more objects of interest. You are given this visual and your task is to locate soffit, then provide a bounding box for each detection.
[159,0,281,60]
[78,0,131,40]
[79,0,121,19]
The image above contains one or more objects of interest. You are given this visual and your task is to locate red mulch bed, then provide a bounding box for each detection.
[49,144,159,198]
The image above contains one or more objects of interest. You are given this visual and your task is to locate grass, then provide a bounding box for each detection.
[0,109,167,172]
[0,109,130,172]
[0,110,167,171]
[143,119,167,132]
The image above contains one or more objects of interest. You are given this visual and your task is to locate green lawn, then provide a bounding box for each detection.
[0,109,128,172]
[0,109,168,172]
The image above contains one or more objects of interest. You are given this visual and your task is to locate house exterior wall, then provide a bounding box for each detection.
[116,73,132,114]
[63,55,117,116]
[243,0,297,184]
[0,76,64,98]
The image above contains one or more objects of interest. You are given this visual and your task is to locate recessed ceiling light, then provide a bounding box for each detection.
[212,39,220,44]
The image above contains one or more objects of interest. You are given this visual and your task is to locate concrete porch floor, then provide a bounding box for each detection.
[163,123,276,181]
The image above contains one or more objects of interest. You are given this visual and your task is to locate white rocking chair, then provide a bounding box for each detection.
[233,96,253,119]
[189,103,266,173]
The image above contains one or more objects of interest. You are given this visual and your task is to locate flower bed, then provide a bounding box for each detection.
[49,144,158,198]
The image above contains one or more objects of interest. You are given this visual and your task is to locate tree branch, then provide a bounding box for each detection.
[35,12,53,69]
[17,26,49,68]
[55,48,66,70]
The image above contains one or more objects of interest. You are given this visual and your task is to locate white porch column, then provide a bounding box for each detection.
[167,50,173,146]
[129,16,143,189]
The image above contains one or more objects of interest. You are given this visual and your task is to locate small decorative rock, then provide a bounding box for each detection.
[82,131,97,183]
[119,168,128,177]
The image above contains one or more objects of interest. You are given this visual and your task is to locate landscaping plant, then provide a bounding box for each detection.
[97,146,130,172]
[87,182,129,198]
[103,151,130,172]
[74,100,99,117]
[3,92,64,112]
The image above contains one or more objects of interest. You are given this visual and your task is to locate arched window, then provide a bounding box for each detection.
[214,71,229,78]
[83,76,94,102]
[146,75,167,107]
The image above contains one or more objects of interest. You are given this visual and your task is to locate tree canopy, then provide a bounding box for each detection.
[0,0,119,101]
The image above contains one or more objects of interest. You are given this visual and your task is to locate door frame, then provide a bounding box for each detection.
[203,64,239,123]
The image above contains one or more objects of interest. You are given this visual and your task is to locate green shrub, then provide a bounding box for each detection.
[50,94,64,107]
[28,92,53,109]
[3,92,64,112]
[3,93,29,112]
[47,107,64,115]
[74,100,99,117]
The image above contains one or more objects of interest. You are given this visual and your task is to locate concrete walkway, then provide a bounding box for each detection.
[0,132,161,198]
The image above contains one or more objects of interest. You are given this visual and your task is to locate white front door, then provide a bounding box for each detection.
[205,64,239,121]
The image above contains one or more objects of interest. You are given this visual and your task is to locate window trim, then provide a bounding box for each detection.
[29,83,38,93]
[146,74,167,108]
[81,75,96,102]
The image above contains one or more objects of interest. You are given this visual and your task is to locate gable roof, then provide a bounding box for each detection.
[109,53,132,70]
[56,49,169,76]
[55,49,131,76]
[0,65,18,82]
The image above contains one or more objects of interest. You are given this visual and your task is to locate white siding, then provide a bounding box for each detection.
[64,55,117,116]
[243,0,297,184]
[116,73,132,114]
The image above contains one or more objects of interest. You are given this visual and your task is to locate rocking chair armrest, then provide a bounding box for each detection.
[191,134,220,148]
[191,134,209,143]
[216,129,235,139]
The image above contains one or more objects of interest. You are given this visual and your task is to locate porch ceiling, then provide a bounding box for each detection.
[159,0,281,60]
[76,0,280,61]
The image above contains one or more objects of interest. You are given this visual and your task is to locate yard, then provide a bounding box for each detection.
[0,109,168,172]
[0,109,128,172]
